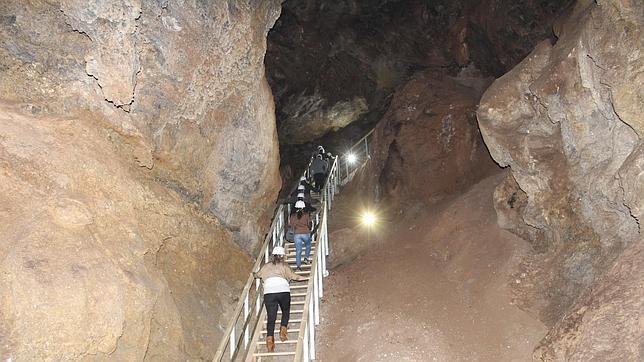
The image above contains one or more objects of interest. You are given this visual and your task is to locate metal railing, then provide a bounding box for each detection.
[213,155,339,361]
[292,156,338,361]
[212,201,291,361]
[337,129,375,185]
[214,129,369,361]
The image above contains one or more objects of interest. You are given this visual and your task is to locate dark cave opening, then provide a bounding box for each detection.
[265,0,573,189]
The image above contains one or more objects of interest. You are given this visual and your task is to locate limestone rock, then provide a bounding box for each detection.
[0,0,283,251]
[358,70,496,211]
[60,0,142,107]
[0,104,251,360]
[279,93,368,145]
[0,0,283,359]
[267,0,571,150]
[534,241,643,361]
[477,0,643,358]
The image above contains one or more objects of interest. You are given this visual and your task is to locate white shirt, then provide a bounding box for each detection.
[263,276,290,294]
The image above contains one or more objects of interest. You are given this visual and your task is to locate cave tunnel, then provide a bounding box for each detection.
[0,0,642,361]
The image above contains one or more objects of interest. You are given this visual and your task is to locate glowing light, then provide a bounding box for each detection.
[361,211,377,226]
[346,153,357,164]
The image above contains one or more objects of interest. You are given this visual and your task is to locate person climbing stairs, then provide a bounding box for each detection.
[214,134,374,361]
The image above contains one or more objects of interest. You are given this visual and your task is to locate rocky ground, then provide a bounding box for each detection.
[317,174,546,361]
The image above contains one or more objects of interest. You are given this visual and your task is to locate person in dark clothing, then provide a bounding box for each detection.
[299,177,314,197]
[309,154,328,191]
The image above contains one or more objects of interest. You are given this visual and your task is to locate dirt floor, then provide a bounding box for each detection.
[316,174,545,361]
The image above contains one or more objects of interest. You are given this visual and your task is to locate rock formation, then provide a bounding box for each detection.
[267,0,572,157]
[0,0,282,359]
[0,0,282,251]
[359,69,496,210]
[477,0,643,358]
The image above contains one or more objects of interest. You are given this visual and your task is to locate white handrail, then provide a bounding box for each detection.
[215,132,370,361]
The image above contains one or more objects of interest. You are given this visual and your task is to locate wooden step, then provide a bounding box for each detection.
[263,319,302,324]
[261,328,299,334]
[277,309,303,314]
[257,340,298,345]
[287,249,316,254]
[253,351,296,357]
[287,265,311,269]
[286,242,317,246]
[289,284,308,289]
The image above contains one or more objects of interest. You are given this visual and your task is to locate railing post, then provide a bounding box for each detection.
[320,217,327,281]
[317,237,324,300]
[364,136,369,158]
[309,297,316,360]
[313,263,319,325]
[303,328,309,362]
[229,326,236,359]
[243,294,249,348]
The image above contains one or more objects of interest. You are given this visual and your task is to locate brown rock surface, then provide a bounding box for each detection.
[356,70,496,211]
[318,174,547,361]
[267,0,571,156]
[0,0,282,251]
[477,0,643,358]
[327,69,497,266]
[0,0,284,359]
[0,104,250,360]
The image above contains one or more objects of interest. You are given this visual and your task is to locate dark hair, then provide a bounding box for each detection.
[272,255,282,265]
[297,210,303,219]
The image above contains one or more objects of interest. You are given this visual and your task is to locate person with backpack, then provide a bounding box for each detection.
[253,246,306,352]
[289,200,313,269]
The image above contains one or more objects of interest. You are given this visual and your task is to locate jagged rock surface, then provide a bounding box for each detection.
[0,0,282,251]
[477,0,643,359]
[0,0,282,359]
[0,104,251,360]
[363,70,496,209]
[267,0,572,157]
[328,70,497,267]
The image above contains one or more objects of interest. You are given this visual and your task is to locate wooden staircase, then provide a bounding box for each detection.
[248,241,317,361]
[215,131,374,361]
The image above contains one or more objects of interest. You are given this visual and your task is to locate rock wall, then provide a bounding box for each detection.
[0,0,282,251]
[477,0,643,359]
[327,69,497,267]
[267,0,572,151]
[0,0,283,359]
[362,70,496,210]
[0,104,250,360]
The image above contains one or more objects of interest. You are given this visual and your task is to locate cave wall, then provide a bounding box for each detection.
[477,0,643,359]
[308,0,572,266]
[0,0,282,359]
[267,0,572,152]
[360,70,496,211]
[0,0,282,251]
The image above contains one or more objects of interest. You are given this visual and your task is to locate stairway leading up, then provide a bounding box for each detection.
[214,130,374,362]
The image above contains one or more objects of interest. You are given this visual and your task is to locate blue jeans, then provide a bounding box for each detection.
[294,233,311,268]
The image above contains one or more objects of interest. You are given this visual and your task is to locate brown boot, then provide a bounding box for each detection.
[266,336,275,352]
[279,325,288,342]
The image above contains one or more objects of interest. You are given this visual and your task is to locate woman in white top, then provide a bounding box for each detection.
[253,246,306,352]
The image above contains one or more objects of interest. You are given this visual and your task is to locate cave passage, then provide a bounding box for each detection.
[262,0,643,361]
[0,0,641,360]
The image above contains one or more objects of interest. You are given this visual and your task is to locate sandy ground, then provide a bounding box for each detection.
[315,174,545,361]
